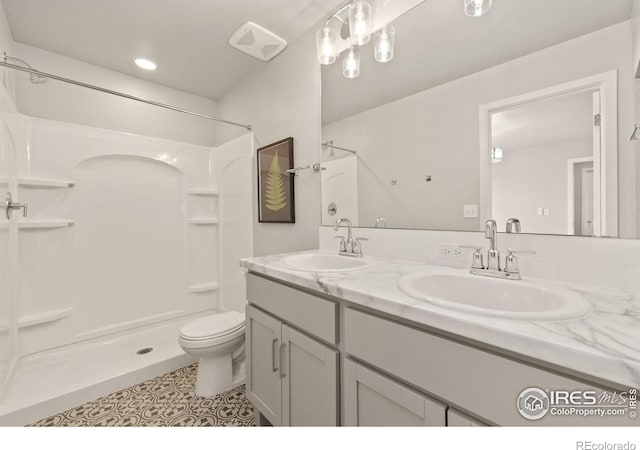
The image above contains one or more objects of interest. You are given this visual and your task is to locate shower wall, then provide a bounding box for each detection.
[1,113,253,359]
[0,116,16,395]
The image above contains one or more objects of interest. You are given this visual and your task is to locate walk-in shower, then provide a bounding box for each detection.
[0,57,254,425]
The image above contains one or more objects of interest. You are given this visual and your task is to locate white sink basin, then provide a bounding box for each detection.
[278,253,374,273]
[398,272,592,321]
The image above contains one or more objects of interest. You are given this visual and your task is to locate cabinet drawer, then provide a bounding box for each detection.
[345,308,628,426]
[247,273,337,345]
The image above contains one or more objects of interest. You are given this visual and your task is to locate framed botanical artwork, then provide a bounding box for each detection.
[257,137,295,223]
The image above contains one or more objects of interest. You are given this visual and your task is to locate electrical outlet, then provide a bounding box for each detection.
[439,243,467,268]
[463,204,479,218]
[439,244,464,258]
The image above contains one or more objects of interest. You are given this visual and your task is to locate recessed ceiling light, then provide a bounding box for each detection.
[134,57,157,71]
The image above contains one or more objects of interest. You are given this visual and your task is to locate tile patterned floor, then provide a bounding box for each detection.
[29,364,255,427]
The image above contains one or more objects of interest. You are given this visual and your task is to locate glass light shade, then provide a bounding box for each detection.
[374,25,395,63]
[349,1,372,46]
[464,0,492,17]
[342,47,360,79]
[316,26,337,65]
[491,147,503,163]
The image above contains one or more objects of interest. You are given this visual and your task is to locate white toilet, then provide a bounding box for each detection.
[178,311,246,397]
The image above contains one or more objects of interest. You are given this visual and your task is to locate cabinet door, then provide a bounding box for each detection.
[448,408,487,427]
[281,324,338,426]
[246,305,283,426]
[344,359,447,426]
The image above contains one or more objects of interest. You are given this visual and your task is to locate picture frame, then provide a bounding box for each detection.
[257,137,295,223]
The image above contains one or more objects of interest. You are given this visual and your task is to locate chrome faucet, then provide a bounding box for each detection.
[1,192,27,220]
[506,218,521,233]
[485,219,500,270]
[458,219,535,280]
[334,218,365,257]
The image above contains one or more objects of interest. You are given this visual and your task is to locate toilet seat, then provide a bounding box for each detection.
[179,311,245,346]
[177,310,247,397]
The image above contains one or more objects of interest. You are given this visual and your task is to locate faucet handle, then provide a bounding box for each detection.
[333,235,347,253]
[352,237,367,257]
[505,249,536,274]
[457,245,484,270]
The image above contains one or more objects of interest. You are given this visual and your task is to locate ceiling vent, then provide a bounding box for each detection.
[229,21,287,61]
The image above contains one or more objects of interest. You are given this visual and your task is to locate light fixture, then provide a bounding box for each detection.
[374,24,395,63]
[491,147,503,163]
[316,0,401,79]
[134,57,157,71]
[631,124,640,141]
[342,47,360,79]
[316,26,338,65]
[464,0,492,17]
[349,1,373,46]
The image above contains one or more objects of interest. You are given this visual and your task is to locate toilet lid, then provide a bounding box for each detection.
[180,311,245,340]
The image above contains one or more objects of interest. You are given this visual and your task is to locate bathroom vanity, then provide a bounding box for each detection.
[241,251,640,427]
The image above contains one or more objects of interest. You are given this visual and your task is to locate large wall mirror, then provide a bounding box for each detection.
[320,0,638,238]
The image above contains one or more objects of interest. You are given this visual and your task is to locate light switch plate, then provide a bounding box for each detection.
[463,204,479,218]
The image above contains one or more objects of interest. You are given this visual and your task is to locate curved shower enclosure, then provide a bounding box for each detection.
[0,113,254,425]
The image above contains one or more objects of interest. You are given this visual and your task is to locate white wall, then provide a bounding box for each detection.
[216,26,322,256]
[12,43,219,146]
[492,140,592,234]
[322,21,636,237]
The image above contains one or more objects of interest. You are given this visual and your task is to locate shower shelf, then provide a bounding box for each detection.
[187,282,220,293]
[18,220,75,229]
[187,188,219,196]
[18,178,75,188]
[187,218,219,225]
[17,307,73,329]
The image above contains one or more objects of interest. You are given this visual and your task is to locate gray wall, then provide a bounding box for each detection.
[216,26,322,256]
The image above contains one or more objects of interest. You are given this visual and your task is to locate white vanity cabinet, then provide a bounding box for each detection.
[245,272,633,427]
[344,359,447,426]
[344,308,629,426]
[245,274,339,426]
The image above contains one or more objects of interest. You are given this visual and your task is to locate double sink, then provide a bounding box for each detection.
[277,252,592,321]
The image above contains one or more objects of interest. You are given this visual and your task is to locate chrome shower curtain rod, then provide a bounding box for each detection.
[0,58,252,131]
[322,141,356,154]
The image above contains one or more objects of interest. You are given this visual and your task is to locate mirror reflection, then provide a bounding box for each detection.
[320,0,638,238]
[489,89,598,236]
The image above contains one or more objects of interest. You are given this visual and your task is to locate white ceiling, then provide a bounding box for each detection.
[492,90,594,151]
[2,0,342,100]
[322,0,633,124]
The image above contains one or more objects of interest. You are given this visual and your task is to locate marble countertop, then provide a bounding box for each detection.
[241,250,640,389]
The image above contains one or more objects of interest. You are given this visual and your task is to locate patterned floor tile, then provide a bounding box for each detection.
[28,363,254,427]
